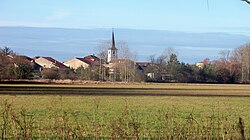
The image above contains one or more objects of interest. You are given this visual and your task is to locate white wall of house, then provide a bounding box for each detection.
[147,73,155,79]
[35,57,58,69]
[196,62,204,69]
[63,58,89,69]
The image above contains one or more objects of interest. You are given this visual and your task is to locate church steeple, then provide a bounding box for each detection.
[111,29,116,49]
[107,29,118,63]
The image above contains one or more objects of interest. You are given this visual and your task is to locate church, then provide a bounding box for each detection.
[105,30,136,82]
[104,30,119,81]
[107,30,118,63]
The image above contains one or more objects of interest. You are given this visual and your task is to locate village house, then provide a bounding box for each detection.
[63,58,90,70]
[17,55,43,71]
[63,55,101,70]
[105,59,135,72]
[136,62,152,73]
[83,55,101,66]
[196,62,205,69]
[136,62,156,79]
[7,55,42,71]
[196,58,210,69]
[33,56,68,70]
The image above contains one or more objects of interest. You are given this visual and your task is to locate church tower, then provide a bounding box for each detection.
[107,30,118,63]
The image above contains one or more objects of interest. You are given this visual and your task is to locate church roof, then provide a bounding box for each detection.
[108,30,117,50]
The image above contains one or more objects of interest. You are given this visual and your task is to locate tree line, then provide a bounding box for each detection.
[143,43,250,83]
[1,43,250,83]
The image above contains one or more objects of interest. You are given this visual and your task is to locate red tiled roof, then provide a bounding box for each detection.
[136,62,152,67]
[75,57,90,64]
[32,56,40,60]
[0,55,13,64]
[17,55,33,62]
[6,55,33,64]
[196,62,204,64]
[75,57,85,62]
[83,55,100,66]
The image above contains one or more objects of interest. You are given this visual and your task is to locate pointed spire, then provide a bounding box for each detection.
[111,28,117,50]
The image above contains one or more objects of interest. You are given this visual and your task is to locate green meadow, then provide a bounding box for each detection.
[0,83,250,139]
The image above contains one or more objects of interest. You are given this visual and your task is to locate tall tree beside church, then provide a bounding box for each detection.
[117,41,136,82]
[97,41,109,81]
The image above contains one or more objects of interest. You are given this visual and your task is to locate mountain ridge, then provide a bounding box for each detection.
[0,26,249,63]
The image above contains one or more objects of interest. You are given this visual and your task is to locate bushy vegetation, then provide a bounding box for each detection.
[0,47,35,80]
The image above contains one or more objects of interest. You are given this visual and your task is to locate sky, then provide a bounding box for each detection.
[0,0,250,63]
[0,0,250,33]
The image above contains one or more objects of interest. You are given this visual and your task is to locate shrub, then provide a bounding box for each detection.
[41,68,59,79]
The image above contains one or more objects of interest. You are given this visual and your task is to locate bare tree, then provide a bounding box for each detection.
[0,46,15,56]
[117,41,136,82]
[213,50,240,83]
[219,50,230,64]
[242,44,250,82]
[149,55,156,64]
[164,47,176,63]
[233,43,250,83]
[97,41,109,81]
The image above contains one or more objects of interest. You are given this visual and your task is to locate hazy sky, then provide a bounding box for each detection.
[0,0,250,33]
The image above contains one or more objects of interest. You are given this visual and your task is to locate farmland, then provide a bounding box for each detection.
[0,83,250,139]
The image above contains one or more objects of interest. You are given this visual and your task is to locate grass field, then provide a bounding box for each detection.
[0,83,250,139]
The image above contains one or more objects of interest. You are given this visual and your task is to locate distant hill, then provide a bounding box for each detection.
[0,26,249,63]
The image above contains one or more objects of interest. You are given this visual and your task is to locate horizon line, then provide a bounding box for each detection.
[0,25,249,36]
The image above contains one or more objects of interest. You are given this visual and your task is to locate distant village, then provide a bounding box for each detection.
[1,30,250,83]
[0,31,155,82]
